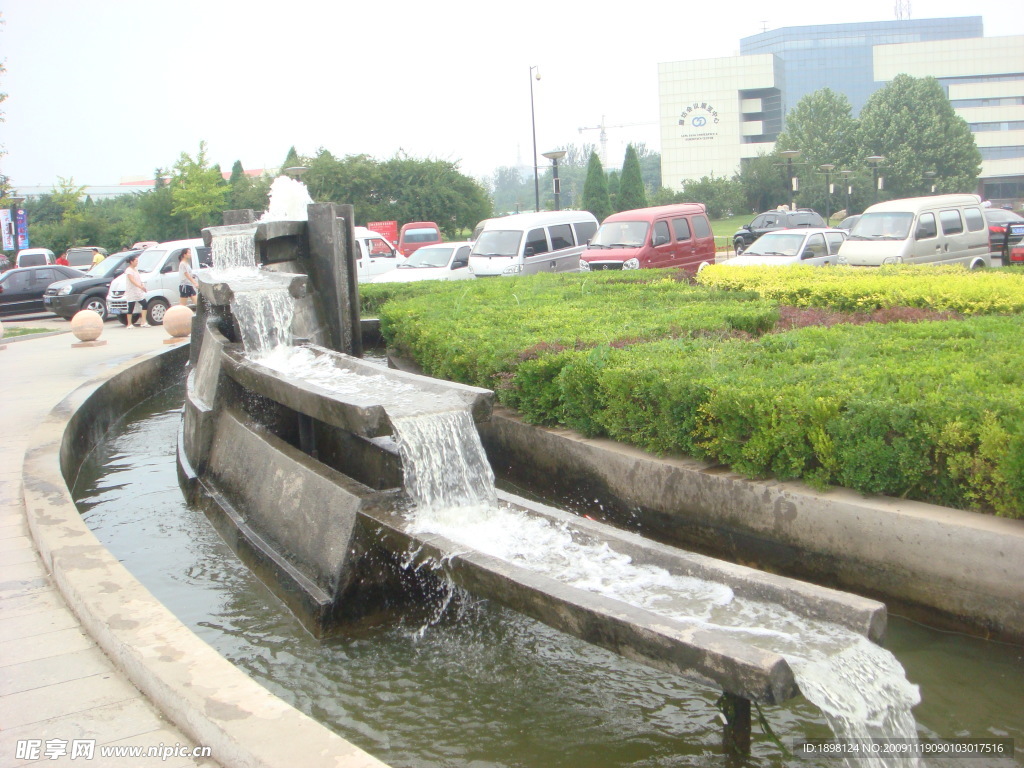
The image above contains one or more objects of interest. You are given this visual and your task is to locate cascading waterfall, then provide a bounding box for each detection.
[214,190,924,765]
[230,288,295,359]
[390,410,924,768]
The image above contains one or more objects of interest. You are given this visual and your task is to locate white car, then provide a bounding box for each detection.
[725,228,848,267]
[107,238,210,324]
[369,242,474,283]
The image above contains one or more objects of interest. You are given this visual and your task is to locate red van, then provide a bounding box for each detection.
[579,203,716,274]
[398,221,442,257]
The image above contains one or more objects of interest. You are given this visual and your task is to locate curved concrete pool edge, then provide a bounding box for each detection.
[21,343,389,768]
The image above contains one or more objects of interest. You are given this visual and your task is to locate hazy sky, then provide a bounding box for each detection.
[2,0,1021,188]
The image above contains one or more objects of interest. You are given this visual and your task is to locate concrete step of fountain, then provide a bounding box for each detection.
[358,491,886,705]
[221,343,493,437]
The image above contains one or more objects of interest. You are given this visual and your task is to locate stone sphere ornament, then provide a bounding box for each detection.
[163,304,194,342]
[71,309,104,343]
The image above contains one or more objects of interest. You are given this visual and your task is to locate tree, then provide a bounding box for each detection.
[681,174,745,219]
[634,143,662,192]
[489,166,532,214]
[281,146,302,173]
[857,75,981,200]
[582,152,612,222]
[774,88,859,214]
[170,141,229,236]
[738,152,787,215]
[617,144,647,212]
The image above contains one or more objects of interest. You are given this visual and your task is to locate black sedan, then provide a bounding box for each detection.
[43,250,140,320]
[986,209,1024,251]
[0,265,86,316]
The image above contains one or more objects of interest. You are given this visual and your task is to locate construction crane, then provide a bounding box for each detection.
[578,115,657,168]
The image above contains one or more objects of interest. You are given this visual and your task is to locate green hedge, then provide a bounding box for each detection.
[362,269,1024,517]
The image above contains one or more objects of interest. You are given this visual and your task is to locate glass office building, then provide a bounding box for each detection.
[740,18,984,125]
[659,17,1023,204]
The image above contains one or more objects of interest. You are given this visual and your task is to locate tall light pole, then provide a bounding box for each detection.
[542,150,567,211]
[529,66,541,213]
[779,149,801,211]
[867,155,885,205]
[839,170,855,216]
[819,164,835,222]
[923,170,936,195]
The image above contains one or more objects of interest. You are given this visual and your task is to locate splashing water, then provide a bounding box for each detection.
[230,288,295,359]
[211,226,259,271]
[391,409,924,768]
[261,176,314,222]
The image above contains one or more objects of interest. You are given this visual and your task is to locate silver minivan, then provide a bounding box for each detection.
[837,194,992,269]
[469,211,599,276]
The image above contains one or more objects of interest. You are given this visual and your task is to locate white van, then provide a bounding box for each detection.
[353,226,407,281]
[837,194,993,269]
[468,211,599,276]
[107,238,210,324]
[15,248,56,268]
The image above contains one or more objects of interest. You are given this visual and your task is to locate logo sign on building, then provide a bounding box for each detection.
[366,221,399,246]
[678,102,720,142]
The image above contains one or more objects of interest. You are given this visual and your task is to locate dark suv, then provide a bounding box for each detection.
[733,209,826,253]
[43,250,140,320]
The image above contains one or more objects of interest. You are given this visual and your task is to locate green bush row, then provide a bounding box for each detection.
[697,263,1024,315]
[362,270,1024,517]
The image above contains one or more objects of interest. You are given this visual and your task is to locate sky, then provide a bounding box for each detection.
[1,0,1022,189]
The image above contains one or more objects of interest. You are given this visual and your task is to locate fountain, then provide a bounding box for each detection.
[179,186,924,761]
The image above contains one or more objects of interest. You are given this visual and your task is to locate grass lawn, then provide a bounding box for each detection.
[1,325,59,339]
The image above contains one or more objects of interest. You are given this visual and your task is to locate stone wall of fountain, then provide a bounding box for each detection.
[179,196,928,759]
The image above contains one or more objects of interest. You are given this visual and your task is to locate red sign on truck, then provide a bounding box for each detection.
[366,221,399,246]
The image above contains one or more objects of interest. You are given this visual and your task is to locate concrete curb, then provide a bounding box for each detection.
[21,344,389,768]
[481,408,1024,643]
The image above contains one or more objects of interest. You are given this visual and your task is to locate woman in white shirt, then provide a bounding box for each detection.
[123,253,149,328]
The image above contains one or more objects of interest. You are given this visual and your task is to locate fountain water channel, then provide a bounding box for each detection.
[165,187,1016,766]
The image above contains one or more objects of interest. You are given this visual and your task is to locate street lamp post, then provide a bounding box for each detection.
[867,155,885,205]
[839,170,855,216]
[923,171,936,195]
[779,149,801,211]
[529,66,541,213]
[819,164,835,222]
[542,150,567,211]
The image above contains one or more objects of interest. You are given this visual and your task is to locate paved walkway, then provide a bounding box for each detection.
[0,318,214,768]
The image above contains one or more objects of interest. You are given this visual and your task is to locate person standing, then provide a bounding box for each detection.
[123,253,149,328]
[178,248,199,305]
[91,248,105,267]
[55,252,70,266]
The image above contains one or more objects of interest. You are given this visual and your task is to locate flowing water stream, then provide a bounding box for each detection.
[192,200,1019,766]
[74,383,1024,768]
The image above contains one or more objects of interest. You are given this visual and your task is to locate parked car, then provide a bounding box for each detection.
[724,228,848,267]
[43,250,140,320]
[352,226,408,281]
[107,238,210,325]
[398,221,442,257]
[131,241,158,250]
[66,246,108,269]
[469,211,599,276]
[733,209,826,254]
[369,243,474,283]
[985,208,1024,250]
[836,215,860,232]
[0,264,85,316]
[837,194,991,269]
[14,248,56,268]
[579,203,716,275]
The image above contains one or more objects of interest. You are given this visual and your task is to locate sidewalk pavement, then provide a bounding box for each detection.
[0,319,214,767]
